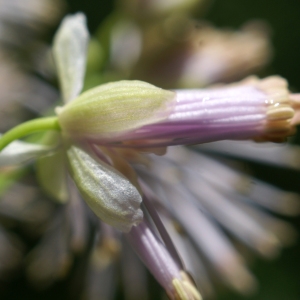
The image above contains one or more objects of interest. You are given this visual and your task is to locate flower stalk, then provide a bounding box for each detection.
[0,117,60,151]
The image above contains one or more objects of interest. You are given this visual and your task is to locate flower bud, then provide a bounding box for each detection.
[67,145,143,232]
[57,80,176,141]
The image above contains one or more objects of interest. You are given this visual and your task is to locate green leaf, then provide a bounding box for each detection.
[67,145,143,232]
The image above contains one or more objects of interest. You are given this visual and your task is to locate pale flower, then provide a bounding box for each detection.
[0,14,299,300]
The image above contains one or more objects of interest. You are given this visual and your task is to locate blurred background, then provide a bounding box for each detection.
[66,2,300,299]
[1,0,300,299]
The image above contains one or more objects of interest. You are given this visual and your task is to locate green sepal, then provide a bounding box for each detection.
[53,13,89,103]
[36,132,68,203]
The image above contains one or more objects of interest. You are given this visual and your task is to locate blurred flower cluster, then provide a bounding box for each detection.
[0,0,300,300]
[0,0,64,281]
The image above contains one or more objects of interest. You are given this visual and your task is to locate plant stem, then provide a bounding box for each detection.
[0,117,61,151]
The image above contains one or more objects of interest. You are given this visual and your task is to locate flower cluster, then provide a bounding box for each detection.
[0,2,300,300]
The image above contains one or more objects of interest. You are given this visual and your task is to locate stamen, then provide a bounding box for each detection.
[173,271,202,300]
[266,106,294,120]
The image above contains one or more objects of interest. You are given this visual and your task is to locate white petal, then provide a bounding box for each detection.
[0,137,54,167]
[67,146,143,232]
[53,13,89,103]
